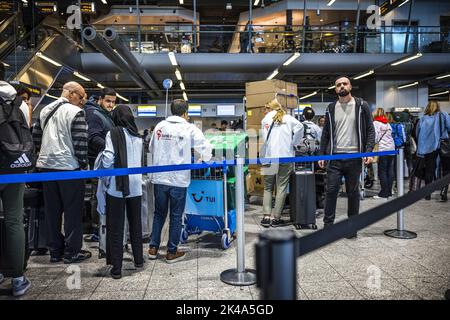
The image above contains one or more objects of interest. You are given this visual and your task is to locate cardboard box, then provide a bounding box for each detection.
[245,79,298,109]
[246,107,267,126]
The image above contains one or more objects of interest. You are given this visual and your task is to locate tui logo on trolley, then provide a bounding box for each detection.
[191,191,215,203]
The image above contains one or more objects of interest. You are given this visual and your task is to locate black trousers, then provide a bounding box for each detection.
[42,172,85,259]
[424,151,439,185]
[106,194,143,274]
[378,155,395,198]
[324,158,362,225]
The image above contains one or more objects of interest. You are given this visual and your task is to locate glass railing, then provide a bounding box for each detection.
[91,24,449,54]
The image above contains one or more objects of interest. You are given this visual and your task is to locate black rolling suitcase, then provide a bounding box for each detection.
[24,188,48,255]
[290,162,317,230]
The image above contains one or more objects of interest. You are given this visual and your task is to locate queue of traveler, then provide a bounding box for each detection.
[1,68,450,296]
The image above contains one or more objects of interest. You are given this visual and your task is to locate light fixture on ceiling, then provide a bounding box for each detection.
[398,81,419,90]
[73,71,90,82]
[328,85,336,90]
[1,61,10,67]
[175,69,182,81]
[282,52,301,66]
[353,70,374,80]
[179,0,184,4]
[116,93,129,102]
[45,93,59,100]
[180,82,186,91]
[429,90,449,97]
[182,92,188,101]
[226,3,232,10]
[327,0,337,6]
[36,52,62,67]
[267,69,279,80]
[398,0,410,8]
[254,0,260,5]
[299,91,318,100]
[168,52,178,66]
[97,83,105,89]
[101,0,107,4]
[391,52,422,66]
[436,73,450,80]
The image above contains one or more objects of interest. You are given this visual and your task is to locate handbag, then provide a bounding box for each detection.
[439,112,450,158]
[259,120,275,159]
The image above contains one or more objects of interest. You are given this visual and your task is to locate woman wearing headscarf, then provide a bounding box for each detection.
[260,99,304,227]
[99,104,144,279]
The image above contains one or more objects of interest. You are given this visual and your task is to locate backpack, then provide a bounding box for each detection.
[297,122,319,155]
[390,123,405,148]
[0,96,35,173]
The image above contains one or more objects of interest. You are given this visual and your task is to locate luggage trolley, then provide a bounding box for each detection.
[181,133,248,249]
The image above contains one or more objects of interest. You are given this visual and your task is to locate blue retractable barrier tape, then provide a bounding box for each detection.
[0,150,398,184]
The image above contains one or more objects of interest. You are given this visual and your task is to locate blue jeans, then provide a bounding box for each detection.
[378,155,395,198]
[150,184,187,254]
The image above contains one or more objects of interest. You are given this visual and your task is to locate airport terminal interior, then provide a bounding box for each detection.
[1,0,450,301]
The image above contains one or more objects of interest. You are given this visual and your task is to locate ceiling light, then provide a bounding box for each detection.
[226,3,232,10]
[436,74,450,80]
[97,83,105,89]
[45,93,59,100]
[183,92,188,101]
[179,0,184,4]
[175,69,182,81]
[327,0,337,6]
[398,0,409,8]
[391,52,422,66]
[180,82,186,91]
[101,0,107,4]
[116,93,129,102]
[168,52,178,66]
[398,81,418,90]
[282,52,301,66]
[254,0,260,5]
[1,61,10,67]
[299,91,318,100]
[267,69,279,80]
[21,0,28,4]
[36,52,62,67]
[328,85,336,90]
[73,72,90,82]
[429,90,449,97]
[353,70,374,80]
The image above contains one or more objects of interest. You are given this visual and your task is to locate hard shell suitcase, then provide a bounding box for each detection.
[23,188,48,255]
[290,168,317,230]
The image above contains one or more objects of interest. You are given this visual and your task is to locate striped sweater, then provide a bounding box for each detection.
[33,99,88,170]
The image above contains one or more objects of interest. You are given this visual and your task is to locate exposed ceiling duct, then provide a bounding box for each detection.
[82,26,158,98]
[103,27,161,97]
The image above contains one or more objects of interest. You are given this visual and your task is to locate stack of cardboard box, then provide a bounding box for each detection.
[245,79,298,195]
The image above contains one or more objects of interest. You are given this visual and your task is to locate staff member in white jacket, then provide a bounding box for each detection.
[148,99,212,263]
[260,99,304,227]
[99,105,144,279]
[373,108,396,199]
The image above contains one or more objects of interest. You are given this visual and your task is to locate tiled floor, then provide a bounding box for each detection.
[1,187,449,300]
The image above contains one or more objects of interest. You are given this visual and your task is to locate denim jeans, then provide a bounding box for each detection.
[150,184,187,254]
[377,155,395,198]
[324,158,362,225]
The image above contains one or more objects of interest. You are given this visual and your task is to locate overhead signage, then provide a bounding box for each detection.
[380,0,408,16]
[0,1,14,13]
[9,81,42,96]
[35,1,57,14]
[80,2,96,14]
[137,105,157,117]
[188,105,202,117]
[216,105,235,116]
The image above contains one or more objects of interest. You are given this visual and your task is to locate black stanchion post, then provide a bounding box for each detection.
[384,147,417,239]
[256,229,297,300]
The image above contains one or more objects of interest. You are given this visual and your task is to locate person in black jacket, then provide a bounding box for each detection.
[84,88,116,245]
[318,76,375,238]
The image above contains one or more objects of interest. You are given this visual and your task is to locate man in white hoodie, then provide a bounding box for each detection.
[148,99,212,263]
